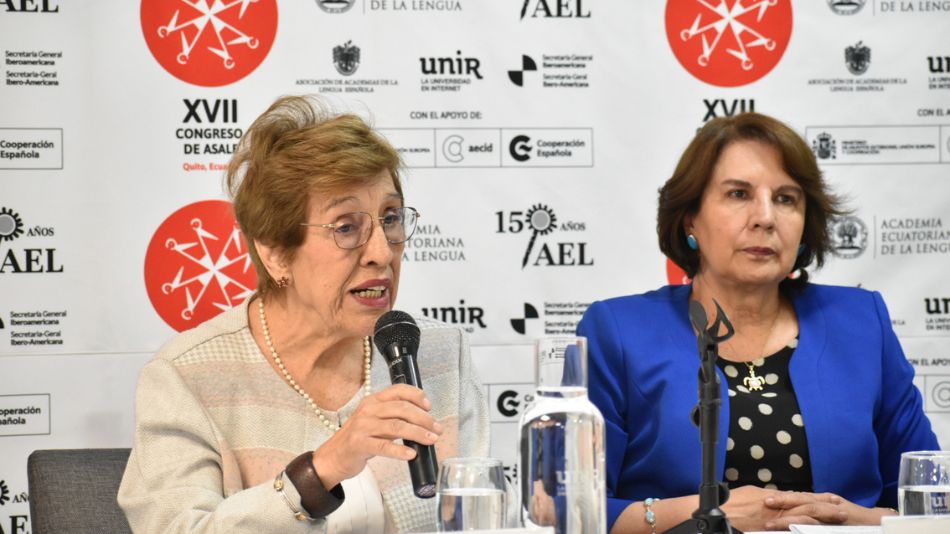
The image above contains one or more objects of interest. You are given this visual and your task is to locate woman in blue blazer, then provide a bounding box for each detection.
[578,113,939,534]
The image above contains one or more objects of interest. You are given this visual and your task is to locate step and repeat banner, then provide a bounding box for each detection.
[2,0,949,528]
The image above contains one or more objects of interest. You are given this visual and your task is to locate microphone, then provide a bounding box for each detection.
[373,310,438,499]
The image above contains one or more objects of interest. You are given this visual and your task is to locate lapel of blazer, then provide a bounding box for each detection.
[788,285,831,490]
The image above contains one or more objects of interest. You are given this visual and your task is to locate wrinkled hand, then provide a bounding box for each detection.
[311,384,442,488]
[826,495,897,526]
[723,486,848,531]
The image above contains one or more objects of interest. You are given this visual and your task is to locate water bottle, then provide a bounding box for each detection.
[519,336,606,533]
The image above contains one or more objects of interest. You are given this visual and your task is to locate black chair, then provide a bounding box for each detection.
[28,448,133,534]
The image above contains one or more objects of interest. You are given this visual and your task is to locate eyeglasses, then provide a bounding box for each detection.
[300,207,420,250]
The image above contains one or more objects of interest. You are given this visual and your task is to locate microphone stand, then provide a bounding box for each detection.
[662,299,742,534]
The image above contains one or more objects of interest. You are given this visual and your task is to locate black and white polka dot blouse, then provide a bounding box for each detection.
[716,339,813,492]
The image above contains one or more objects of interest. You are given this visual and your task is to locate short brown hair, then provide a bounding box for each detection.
[226,95,402,297]
[657,113,845,291]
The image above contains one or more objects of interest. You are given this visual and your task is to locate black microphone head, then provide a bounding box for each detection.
[373,310,420,356]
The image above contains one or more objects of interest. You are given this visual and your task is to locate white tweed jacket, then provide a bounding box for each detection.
[118,299,490,533]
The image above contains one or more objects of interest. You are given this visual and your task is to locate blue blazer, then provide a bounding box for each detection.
[577,284,939,530]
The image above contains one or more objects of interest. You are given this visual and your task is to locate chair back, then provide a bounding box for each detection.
[27,448,132,534]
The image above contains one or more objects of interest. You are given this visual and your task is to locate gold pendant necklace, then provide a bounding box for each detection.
[743,362,765,392]
[734,302,785,393]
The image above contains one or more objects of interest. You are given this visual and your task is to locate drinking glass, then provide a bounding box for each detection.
[436,457,507,531]
[898,451,950,515]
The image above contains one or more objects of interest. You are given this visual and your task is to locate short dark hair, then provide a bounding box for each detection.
[657,112,846,291]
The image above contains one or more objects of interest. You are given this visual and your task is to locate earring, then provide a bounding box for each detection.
[797,244,806,257]
[276,276,289,289]
[686,234,699,251]
[788,268,802,280]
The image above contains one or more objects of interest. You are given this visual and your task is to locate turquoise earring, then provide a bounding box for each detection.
[686,234,699,251]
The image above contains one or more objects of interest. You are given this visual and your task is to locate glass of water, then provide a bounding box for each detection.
[436,457,507,531]
[898,451,950,515]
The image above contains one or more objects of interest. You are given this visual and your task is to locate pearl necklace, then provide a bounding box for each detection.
[258,300,372,432]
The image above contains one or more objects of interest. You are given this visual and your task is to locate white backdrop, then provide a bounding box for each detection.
[2,1,949,529]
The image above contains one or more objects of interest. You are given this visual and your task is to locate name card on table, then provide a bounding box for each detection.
[418,529,554,534]
[882,514,950,534]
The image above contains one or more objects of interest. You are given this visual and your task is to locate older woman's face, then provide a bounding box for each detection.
[286,171,404,337]
[687,140,805,290]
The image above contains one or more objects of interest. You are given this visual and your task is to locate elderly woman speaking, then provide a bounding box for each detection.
[578,113,939,534]
[119,96,489,532]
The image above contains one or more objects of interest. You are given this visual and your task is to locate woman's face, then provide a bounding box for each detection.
[687,140,806,290]
[284,171,405,338]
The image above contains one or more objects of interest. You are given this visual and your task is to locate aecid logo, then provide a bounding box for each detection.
[144,200,256,332]
[140,0,278,87]
[665,0,792,87]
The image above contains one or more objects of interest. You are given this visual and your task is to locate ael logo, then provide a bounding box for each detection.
[665,0,792,87]
[0,207,63,274]
[0,208,24,243]
[140,0,278,87]
[496,204,593,268]
[1,0,58,12]
[144,200,256,332]
[0,479,29,533]
[520,0,590,19]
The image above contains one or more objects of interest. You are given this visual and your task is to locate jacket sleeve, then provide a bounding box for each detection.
[452,327,518,526]
[118,358,330,533]
[577,300,635,531]
[871,291,941,507]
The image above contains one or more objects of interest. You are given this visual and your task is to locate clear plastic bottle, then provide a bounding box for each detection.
[520,336,606,534]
